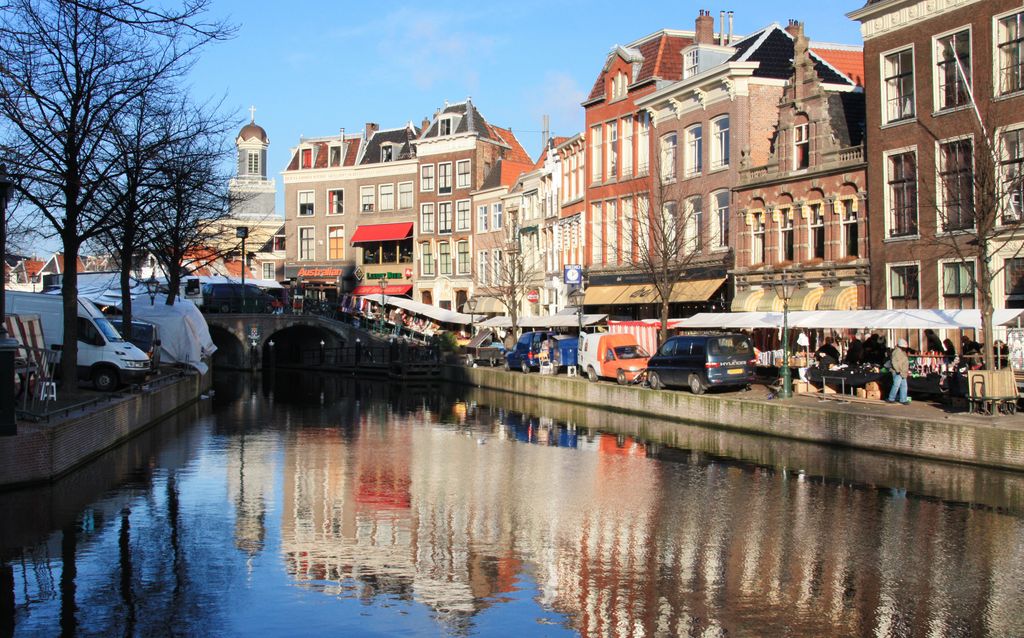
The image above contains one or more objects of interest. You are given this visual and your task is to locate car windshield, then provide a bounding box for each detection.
[708,336,752,357]
[613,345,649,359]
[94,318,124,342]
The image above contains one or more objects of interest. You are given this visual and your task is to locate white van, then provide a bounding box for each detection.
[6,291,152,391]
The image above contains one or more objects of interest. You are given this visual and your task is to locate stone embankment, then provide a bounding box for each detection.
[445,366,1024,472]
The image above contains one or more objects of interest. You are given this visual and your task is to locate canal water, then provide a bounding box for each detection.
[2,371,1024,637]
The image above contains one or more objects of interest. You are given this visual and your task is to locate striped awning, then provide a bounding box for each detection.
[757,291,785,312]
[790,286,825,311]
[818,285,860,310]
[731,289,765,312]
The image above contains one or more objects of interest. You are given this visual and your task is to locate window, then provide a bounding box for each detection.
[328,189,344,215]
[379,183,395,211]
[421,242,434,276]
[660,133,677,181]
[713,190,729,248]
[935,29,971,111]
[438,162,452,194]
[942,261,975,308]
[685,125,702,177]
[492,249,502,284]
[998,12,1024,95]
[360,186,375,212]
[247,151,260,175]
[298,191,314,216]
[381,145,393,162]
[362,242,380,264]
[438,202,452,234]
[492,203,503,229]
[711,116,730,169]
[938,138,974,231]
[752,212,766,264]
[637,112,650,174]
[621,116,633,177]
[456,241,470,274]
[456,200,470,232]
[611,71,627,100]
[262,263,275,280]
[439,118,452,136]
[398,182,413,209]
[889,264,920,309]
[684,49,699,78]
[605,199,617,263]
[607,121,618,179]
[439,242,452,275]
[1005,257,1024,307]
[420,203,435,234]
[622,197,634,263]
[329,145,342,167]
[887,151,918,237]
[591,203,602,263]
[477,205,488,232]
[456,160,471,189]
[477,250,489,286]
[273,235,285,252]
[662,201,678,255]
[685,196,703,253]
[780,209,795,262]
[794,122,810,170]
[590,124,603,182]
[300,148,312,169]
[841,199,859,257]
[420,164,435,191]
[298,227,314,261]
[883,49,915,123]
[809,203,825,259]
[327,226,344,260]
[1002,128,1024,221]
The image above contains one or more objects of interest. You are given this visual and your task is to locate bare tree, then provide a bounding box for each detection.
[0,0,232,387]
[473,208,546,338]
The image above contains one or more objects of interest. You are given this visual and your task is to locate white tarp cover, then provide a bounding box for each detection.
[380,295,473,325]
[477,314,607,329]
[672,309,1024,330]
[131,300,216,374]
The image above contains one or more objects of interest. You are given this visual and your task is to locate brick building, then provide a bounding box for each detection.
[731,22,868,313]
[849,0,1024,319]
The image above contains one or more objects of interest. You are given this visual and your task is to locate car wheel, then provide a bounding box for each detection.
[688,373,706,395]
[587,366,598,382]
[616,369,627,385]
[92,366,119,392]
[521,360,530,374]
[648,371,662,390]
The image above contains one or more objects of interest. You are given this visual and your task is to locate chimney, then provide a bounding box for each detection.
[728,11,734,45]
[695,9,714,45]
[364,122,379,139]
[719,11,725,45]
[421,117,430,131]
[785,19,803,39]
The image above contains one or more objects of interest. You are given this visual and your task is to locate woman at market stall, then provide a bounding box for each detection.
[942,338,957,365]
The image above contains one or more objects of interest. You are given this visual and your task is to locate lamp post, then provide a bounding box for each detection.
[772,269,800,399]
[236,226,248,311]
[568,287,585,348]
[0,165,17,435]
[378,278,387,334]
[145,273,159,306]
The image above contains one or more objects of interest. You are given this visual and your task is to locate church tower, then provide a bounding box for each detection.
[229,106,276,220]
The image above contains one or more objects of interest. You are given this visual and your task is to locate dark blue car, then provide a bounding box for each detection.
[505,331,578,373]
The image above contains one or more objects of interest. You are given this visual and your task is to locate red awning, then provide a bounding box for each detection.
[352,284,413,296]
[350,222,414,244]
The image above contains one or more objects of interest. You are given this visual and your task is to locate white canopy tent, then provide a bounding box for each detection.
[131,299,217,374]
[379,295,473,325]
[476,314,607,329]
[671,309,1024,331]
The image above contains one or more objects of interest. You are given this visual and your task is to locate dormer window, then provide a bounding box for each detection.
[246,151,260,176]
[329,145,342,167]
[610,71,627,100]
[684,49,699,78]
[439,117,452,136]
[300,148,312,169]
[381,145,394,162]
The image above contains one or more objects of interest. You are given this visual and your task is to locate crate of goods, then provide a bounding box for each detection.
[967,369,1017,399]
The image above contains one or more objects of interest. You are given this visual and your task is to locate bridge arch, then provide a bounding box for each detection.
[204,314,364,370]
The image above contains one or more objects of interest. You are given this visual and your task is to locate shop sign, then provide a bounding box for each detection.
[296,267,342,278]
[404,267,413,279]
[526,289,540,304]
[366,271,404,280]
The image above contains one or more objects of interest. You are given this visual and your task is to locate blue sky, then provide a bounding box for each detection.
[190,0,866,215]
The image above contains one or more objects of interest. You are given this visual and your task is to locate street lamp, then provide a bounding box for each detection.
[145,273,159,306]
[236,226,249,311]
[0,165,17,435]
[568,287,585,348]
[465,295,478,322]
[378,278,387,333]
[772,269,801,399]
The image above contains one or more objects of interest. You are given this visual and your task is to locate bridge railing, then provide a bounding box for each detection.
[288,342,441,369]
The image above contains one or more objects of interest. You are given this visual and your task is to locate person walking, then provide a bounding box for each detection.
[887,338,911,405]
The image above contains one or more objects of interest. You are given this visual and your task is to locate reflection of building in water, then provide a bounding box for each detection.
[225,430,278,558]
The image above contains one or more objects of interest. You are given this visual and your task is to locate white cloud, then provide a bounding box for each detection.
[523,71,587,135]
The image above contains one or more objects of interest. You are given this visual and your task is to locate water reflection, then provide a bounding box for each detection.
[2,371,1023,637]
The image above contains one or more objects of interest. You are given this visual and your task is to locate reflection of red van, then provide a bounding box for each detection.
[579,333,651,384]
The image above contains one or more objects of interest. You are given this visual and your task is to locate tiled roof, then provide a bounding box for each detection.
[285,137,360,172]
[22,259,44,278]
[729,26,856,86]
[223,259,255,280]
[533,136,571,170]
[489,125,533,165]
[480,159,534,191]
[421,100,500,143]
[812,47,864,87]
[360,126,418,165]
[587,31,695,103]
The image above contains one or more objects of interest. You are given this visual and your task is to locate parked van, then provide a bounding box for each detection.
[6,291,152,391]
[579,333,651,385]
[505,331,578,373]
[646,333,756,394]
[201,283,275,313]
[109,319,161,371]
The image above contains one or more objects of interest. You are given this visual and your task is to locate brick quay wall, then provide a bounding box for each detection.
[443,366,1024,473]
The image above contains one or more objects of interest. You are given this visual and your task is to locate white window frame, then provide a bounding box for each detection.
[684,48,699,79]
[807,202,825,260]
[711,116,729,170]
[712,189,729,250]
[938,257,977,309]
[261,262,275,280]
[492,203,503,229]
[420,164,435,192]
[420,203,435,234]
[327,188,344,215]
[932,25,973,113]
[685,195,702,254]
[590,124,603,183]
[420,242,434,277]
[398,181,413,210]
[883,146,919,238]
[298,226,315,261]
[778,207,795,262]
[751,211,766,265]
[477,204,489,232]
[995,9,1024,97]
[606,121,618,179]
[621,197,634,263]
[881,45,916,125]
[637,112,650,174]
[247,150,260,176]
[298,190,315,216]
[685,125,702,177]
[660,132,677,182]
[935,134,975,233]
[621,115,634,177]
[477,249,489,286]
[328,144,343,167]
[378,183,395,211]
[439,117,453,136]
[455,199,471,232]
[438,241,452,276]
[380,144,394,162]
[838,197,860,258]
[793,122,810,170]
[456,240,470,275]
[360,185,375,212]
[326,225,345,261]
[438,202,453,234]
[886,261,921,309]
[591,202,603,264]
[605,199,617,264]
[456,159,471,189]
[437,162,453,195]
[999,124,1024,223]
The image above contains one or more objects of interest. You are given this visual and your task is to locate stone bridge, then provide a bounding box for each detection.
[204,313,375,370]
